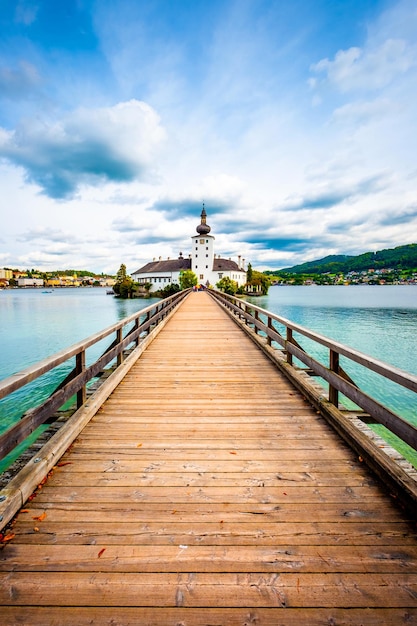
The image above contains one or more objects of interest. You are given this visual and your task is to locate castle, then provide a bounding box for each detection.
[131,208,247,292]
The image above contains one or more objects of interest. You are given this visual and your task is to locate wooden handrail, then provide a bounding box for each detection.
[209,289,417,451]
[0,290,190,462]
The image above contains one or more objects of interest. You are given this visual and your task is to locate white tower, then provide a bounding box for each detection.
[191,206,215,286]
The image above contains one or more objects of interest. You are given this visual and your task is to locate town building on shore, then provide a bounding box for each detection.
[131,208,247,292]
[17,277,44,288]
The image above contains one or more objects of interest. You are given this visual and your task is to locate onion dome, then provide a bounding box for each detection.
[196,206,211,235]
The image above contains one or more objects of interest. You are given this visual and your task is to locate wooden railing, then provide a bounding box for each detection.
[0,290,190,463]
[209,289,417,452]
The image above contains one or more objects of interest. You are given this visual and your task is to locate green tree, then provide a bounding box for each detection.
[154,283,181,298]
[246,269,271,294]
[116,264,128,283]
[114,263,134,298]
[246,262,253,283]
[216,276,238,295]
[179,270,198,289]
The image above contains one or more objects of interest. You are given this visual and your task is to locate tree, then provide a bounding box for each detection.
[116,264,128,283]
[114,263,134,298]
[154,283,181,298]
[246,262,253,283]
[246,269,271,295]
[216,276,238,295]
[179,270,198,290]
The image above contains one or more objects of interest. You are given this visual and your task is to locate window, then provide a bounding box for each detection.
[199,274,204,280]
[206,247,208,250]
[218,273,223,279]
[206,254,208,257]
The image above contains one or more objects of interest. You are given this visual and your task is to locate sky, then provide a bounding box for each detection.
[0,0,416,274]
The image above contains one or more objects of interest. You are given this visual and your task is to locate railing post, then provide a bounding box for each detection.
[286,328,293,366]
[329,349,339,406]
[134,318,140,347]
[117,328,123,366]
[254,310,259,334]
[267,317,273,346]
[76,350,86,408]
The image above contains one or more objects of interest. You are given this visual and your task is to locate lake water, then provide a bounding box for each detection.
[247,285,417,376]
[0,285,416,467]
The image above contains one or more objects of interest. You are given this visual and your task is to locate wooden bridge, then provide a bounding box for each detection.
[1,290,417,624]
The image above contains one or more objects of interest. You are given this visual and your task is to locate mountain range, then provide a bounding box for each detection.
[275,243,417,275]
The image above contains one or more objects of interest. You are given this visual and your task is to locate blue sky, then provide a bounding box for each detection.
[0,0,416,273]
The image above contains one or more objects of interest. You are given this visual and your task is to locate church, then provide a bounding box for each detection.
[131,208,247,292]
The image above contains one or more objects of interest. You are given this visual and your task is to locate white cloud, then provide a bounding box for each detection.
[0,100,166,198]
[331,98,394,126]
[311,38,417,93]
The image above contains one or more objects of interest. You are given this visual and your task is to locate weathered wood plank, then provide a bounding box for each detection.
[58,448,355,461]
[32,484,387,504]
[11,521,417,546]
[48,458,363,473]
[47,470,378,487]
[17,501,410,523]
[2,543,417,573]
[1,572,417,608]
[1,607,416,626]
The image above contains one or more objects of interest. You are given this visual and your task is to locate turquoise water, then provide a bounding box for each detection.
[0,285,416,467]
[0,288,160,381]
[245,285,417,464]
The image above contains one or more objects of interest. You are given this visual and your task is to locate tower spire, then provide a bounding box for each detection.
[196,203,211,235]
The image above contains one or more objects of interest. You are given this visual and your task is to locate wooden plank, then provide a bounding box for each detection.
[2,544,417,573]
[1,607,416,626]
[16,501,409,523]
[47,470,378,487]
[1,572,417,608]
[48,458,362,473]
[54,441,354,464]
[32,485,387,504]
[11,521,417,546]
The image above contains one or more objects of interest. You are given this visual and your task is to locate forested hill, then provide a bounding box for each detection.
[277,243,417,275]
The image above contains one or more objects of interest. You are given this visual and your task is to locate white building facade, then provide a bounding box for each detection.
[17,278,44,288]
[132,208,247,293]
